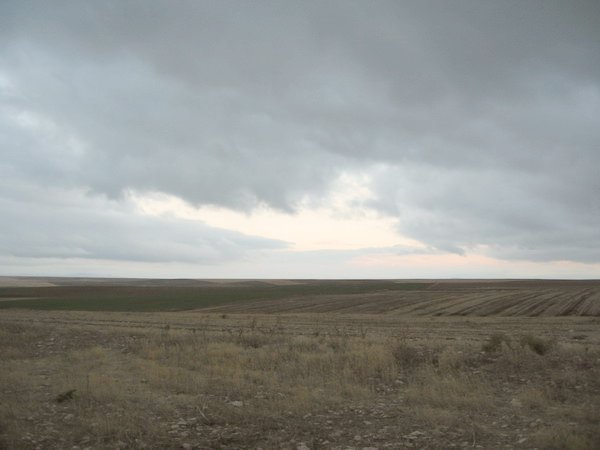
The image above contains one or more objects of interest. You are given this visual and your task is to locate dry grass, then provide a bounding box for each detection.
[1,311,599,449]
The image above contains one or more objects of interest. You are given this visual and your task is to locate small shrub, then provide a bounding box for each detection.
[391,341,423,370]
[520,334,555,355]
[481,333,511,353]
[55,389,77,403]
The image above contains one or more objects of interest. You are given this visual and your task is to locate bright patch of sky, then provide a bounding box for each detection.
[131,173,420,252]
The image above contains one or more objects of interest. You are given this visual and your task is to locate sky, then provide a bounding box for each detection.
[1,0,599,279]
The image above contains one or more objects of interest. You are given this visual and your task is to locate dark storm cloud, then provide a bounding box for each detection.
[368,164,600,263]
[1,0,599,265]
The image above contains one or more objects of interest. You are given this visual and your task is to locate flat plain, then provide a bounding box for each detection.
[1,278,599,449]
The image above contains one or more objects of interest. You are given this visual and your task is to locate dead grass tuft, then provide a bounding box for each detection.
[406,369,494,411]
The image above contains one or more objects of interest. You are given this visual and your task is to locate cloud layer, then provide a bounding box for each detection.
[0,176,285,264]
[1,1,599,270]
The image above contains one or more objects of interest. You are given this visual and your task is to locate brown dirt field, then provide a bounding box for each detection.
[199,280,600,316]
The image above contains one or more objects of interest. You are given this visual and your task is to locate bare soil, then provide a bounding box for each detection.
[201,280,600,316]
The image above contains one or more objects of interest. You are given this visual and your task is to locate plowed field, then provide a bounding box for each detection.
[205,283,600,316]
[0,278,599,315]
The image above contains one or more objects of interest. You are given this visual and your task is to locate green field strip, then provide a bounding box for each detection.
[0,282,430,312]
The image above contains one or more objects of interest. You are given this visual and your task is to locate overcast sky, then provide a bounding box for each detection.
[1,0,599,279]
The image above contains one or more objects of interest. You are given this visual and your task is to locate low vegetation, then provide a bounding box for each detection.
[1,310,599,449]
